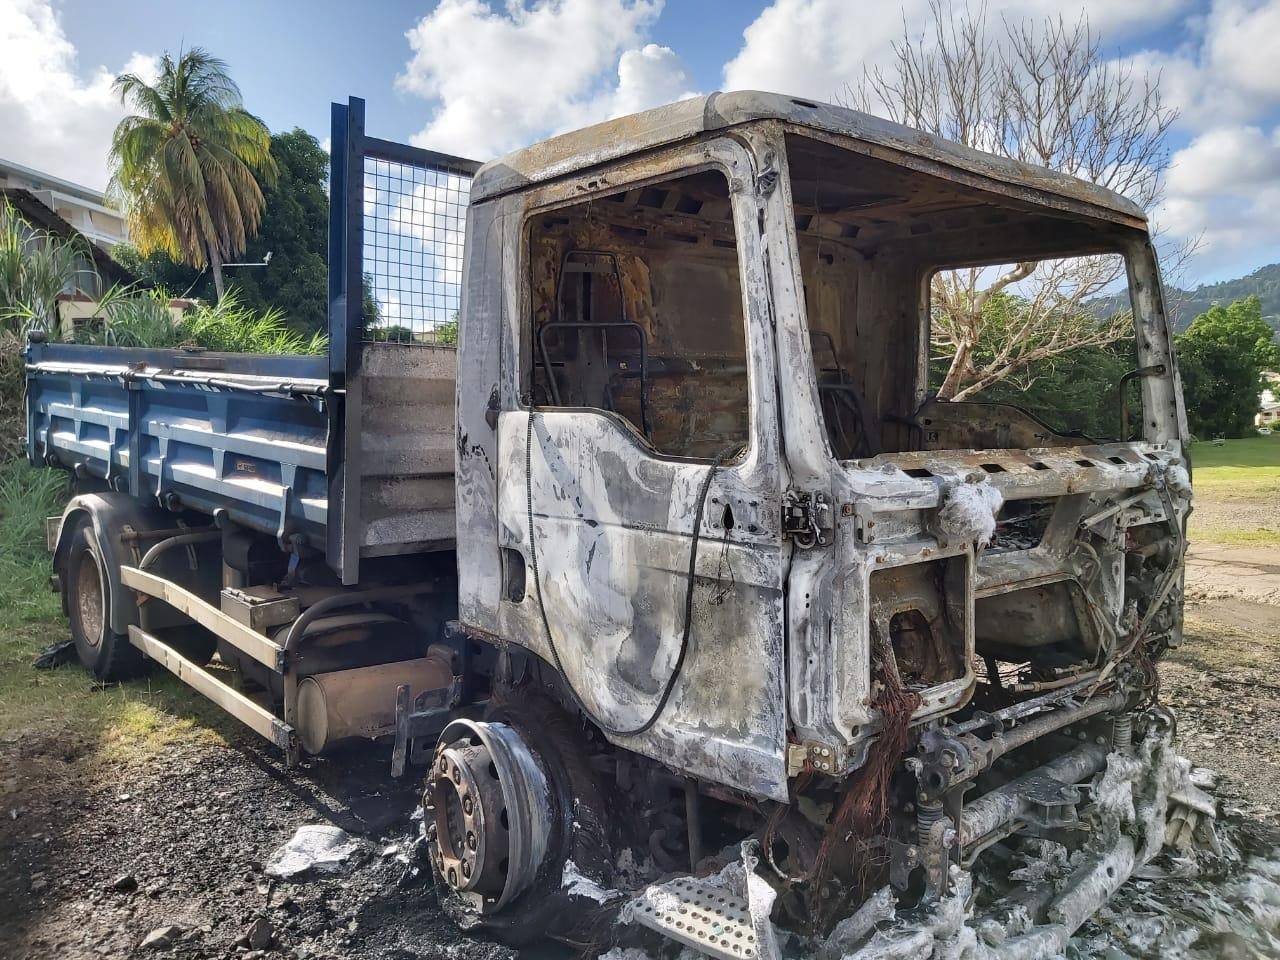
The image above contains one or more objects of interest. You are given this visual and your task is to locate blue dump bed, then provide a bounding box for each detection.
[25,339,457,573]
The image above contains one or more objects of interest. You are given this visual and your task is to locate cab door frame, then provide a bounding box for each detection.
[492,135,793,800]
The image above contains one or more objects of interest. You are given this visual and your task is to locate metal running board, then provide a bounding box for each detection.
[632,876,762,960]
[121,566,284,671]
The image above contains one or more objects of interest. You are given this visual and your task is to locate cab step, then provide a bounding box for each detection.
[631,876,766,960]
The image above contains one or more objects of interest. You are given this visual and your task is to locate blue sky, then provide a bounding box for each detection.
[3,0,1280,285]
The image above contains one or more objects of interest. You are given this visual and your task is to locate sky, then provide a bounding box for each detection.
[2,0,1280,286]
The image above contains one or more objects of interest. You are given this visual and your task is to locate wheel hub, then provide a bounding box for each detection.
[74,548,105,649]
[424,719,552,914]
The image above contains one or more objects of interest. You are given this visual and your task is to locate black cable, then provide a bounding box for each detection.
[524,405,724,737]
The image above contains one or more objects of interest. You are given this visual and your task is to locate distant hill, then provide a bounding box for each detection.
[1091,262,1280,333]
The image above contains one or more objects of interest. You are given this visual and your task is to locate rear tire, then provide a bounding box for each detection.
[65,518,145,682]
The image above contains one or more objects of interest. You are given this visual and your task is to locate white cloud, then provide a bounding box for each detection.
[1127,1,1280,132]
[397,0,695,161]
[0,0,155,190]
[593,43,695,122]
[722,0,1192,100]
[1165,126,1280,198]
[1158,124,1280,274]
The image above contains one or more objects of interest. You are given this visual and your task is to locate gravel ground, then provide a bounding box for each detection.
[0,730,531,960]
[3,543,1280,959]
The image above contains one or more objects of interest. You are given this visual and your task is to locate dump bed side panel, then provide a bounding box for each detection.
[25,340,459,561]
[26,342,332,547]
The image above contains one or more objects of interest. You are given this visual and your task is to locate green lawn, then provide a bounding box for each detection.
[1187,435,1280,547]
[1191,433,1280,469]
[1190,435,1280,493]
[0,458,232,755]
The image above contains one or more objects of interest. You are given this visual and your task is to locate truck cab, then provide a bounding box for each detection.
[455,91,1186,799]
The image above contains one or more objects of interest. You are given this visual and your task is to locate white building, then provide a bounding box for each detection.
[0,157,127,249]
[1259,372,1280,428]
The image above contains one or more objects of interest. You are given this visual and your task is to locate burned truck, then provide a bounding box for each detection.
[26,92,1205,956]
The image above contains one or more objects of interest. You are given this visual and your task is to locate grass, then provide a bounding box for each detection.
[0,457,233,759]
[1189,434,1280,491]
[1188,435,1280,548]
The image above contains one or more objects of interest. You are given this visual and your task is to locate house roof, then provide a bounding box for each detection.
[2,188,134,287]
[0,157,110,206]
[471,91,1147,229]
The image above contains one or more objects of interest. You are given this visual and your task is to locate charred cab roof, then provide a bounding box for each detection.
[471,90,1146,230]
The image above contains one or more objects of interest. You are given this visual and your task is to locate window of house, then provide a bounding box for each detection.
[526,168,750,460]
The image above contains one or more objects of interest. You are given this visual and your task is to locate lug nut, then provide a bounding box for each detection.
[461,861,472,879]
[467,831,477,851]
[463,795,473,815]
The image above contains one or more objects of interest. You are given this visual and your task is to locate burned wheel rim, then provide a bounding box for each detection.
[424,719,552,914]
[72,546,105,650]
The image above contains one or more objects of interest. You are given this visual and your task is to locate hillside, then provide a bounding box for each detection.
[1092,262,1280,332]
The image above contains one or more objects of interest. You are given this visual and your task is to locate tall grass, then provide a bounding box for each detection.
[91,285,325,355]
[0,459,67,626]
[1,198,99,337]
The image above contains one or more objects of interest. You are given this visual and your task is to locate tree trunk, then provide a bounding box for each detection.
[936,343,971,400]
[209,246,225,302]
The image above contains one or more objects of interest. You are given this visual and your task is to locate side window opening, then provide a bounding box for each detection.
[783,131,1145,457]
[527,169,749,460]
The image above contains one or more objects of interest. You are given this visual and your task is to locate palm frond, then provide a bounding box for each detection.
[108,48,274,281]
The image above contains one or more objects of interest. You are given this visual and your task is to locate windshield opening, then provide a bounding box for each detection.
[783,131,1143,457]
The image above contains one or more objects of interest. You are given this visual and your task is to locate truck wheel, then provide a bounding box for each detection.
[65,518,144,682]
[424,693,615,946]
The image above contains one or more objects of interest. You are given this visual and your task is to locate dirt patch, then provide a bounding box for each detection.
[1186,543,1280,606]
[0,725,536,960]
[1161,594,1280,824]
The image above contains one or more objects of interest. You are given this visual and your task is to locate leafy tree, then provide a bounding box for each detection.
[936,291,1137,438]
[110,241,200,294]
[109,48,277,301]
[111,129,330,334]
[434,315,459,346]
[1176,296,1280,438]
[228,129,329,333]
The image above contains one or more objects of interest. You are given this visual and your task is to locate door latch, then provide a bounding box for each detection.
[782,490,833,548]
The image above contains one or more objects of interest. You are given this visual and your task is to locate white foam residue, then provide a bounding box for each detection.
[563,858,617,903]
[264,824,362,879]
[937,479,1004,548]
[818,885,896,959]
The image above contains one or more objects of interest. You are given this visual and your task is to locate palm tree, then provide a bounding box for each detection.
[109,49,277,300]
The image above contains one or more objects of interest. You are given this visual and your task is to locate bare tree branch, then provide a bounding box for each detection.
[842,1,1183,400]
